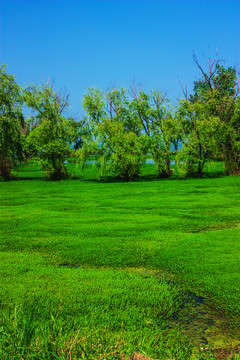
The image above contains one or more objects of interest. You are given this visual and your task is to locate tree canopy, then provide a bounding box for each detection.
[0,64,24,179]
[24,82,75,180]
[1,57,240,181]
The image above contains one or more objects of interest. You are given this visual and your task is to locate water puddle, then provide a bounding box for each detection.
[57,264,237,348]
[59,263,79,269]
[133,270,238,348]
[167,289,219,346]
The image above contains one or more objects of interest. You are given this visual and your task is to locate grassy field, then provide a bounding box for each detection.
[0,161,240,359]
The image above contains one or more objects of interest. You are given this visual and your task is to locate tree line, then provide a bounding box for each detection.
[1,55,240,181]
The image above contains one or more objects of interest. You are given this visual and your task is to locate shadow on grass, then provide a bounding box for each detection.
[9,171,226,183]
[10,160,226,183]
[79,171,226,184]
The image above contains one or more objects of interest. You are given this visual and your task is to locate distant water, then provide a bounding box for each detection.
[65,159,176,165]
[146,159,175,165]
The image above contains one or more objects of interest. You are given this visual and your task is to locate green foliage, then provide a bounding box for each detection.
[176,98,220,177]
[219,95,240,175]
[80,64,239,180]
[69,116,90,150]
[189,58,240,175]
[82,87,106,125]
[95,120,149,180]
[79,88,148,180]
[1,58,239,182]
[24,83,74,180]
[80,87,178,180]
[0,64,24,179]
[190,64,237,103]
[131,90,175,178]
[106,87,141,134]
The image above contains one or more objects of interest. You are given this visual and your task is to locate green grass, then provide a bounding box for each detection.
[0,161,239,359]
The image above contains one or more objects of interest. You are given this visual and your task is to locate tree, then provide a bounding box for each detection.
[79,88,148,180]
[190,53,240,175]
[176,99,219,177]
[175,53,240,176]
[130,89,175,178]
[0,64,24,179]
[24,82,74,180]
[67,116,90,151]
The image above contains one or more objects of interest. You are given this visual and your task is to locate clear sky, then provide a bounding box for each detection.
[1,0,240,116]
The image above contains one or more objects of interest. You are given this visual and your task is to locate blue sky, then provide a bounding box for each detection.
[1,0,240,116]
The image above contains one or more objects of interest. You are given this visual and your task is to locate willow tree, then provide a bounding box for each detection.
[0,64,24,179]
[79,88,148,181]
[24,82,74,180]
[130,89,176,178]
[191,54,240,175]
[176,98,220,177]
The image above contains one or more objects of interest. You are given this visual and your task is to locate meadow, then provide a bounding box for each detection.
[0,161,240,359]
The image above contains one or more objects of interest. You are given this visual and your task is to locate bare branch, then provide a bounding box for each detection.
[193,50,223,93]
[193,51,208,80]
[203,48,219,78]
[128,80,144,99]
[177,76,188,100]
[58,88,70,114]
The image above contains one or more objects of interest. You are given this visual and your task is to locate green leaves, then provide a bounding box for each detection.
[176,99,220,177]
[131,90,174,178]
[1,59,239,181]
[188,59,240,175]
[80,88,149,180]
[0,64,24,179]
[24,83,72,180]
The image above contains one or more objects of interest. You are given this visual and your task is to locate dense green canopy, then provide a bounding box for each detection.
[1,57,239,180]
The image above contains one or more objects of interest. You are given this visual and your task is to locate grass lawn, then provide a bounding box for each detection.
[0,161,239,359]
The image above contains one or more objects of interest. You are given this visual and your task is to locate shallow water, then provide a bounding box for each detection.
[58,264,232,348]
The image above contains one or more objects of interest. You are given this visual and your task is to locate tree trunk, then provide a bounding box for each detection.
[0,155,12,179]
[197,161,203,177]
[166,154,171,177]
